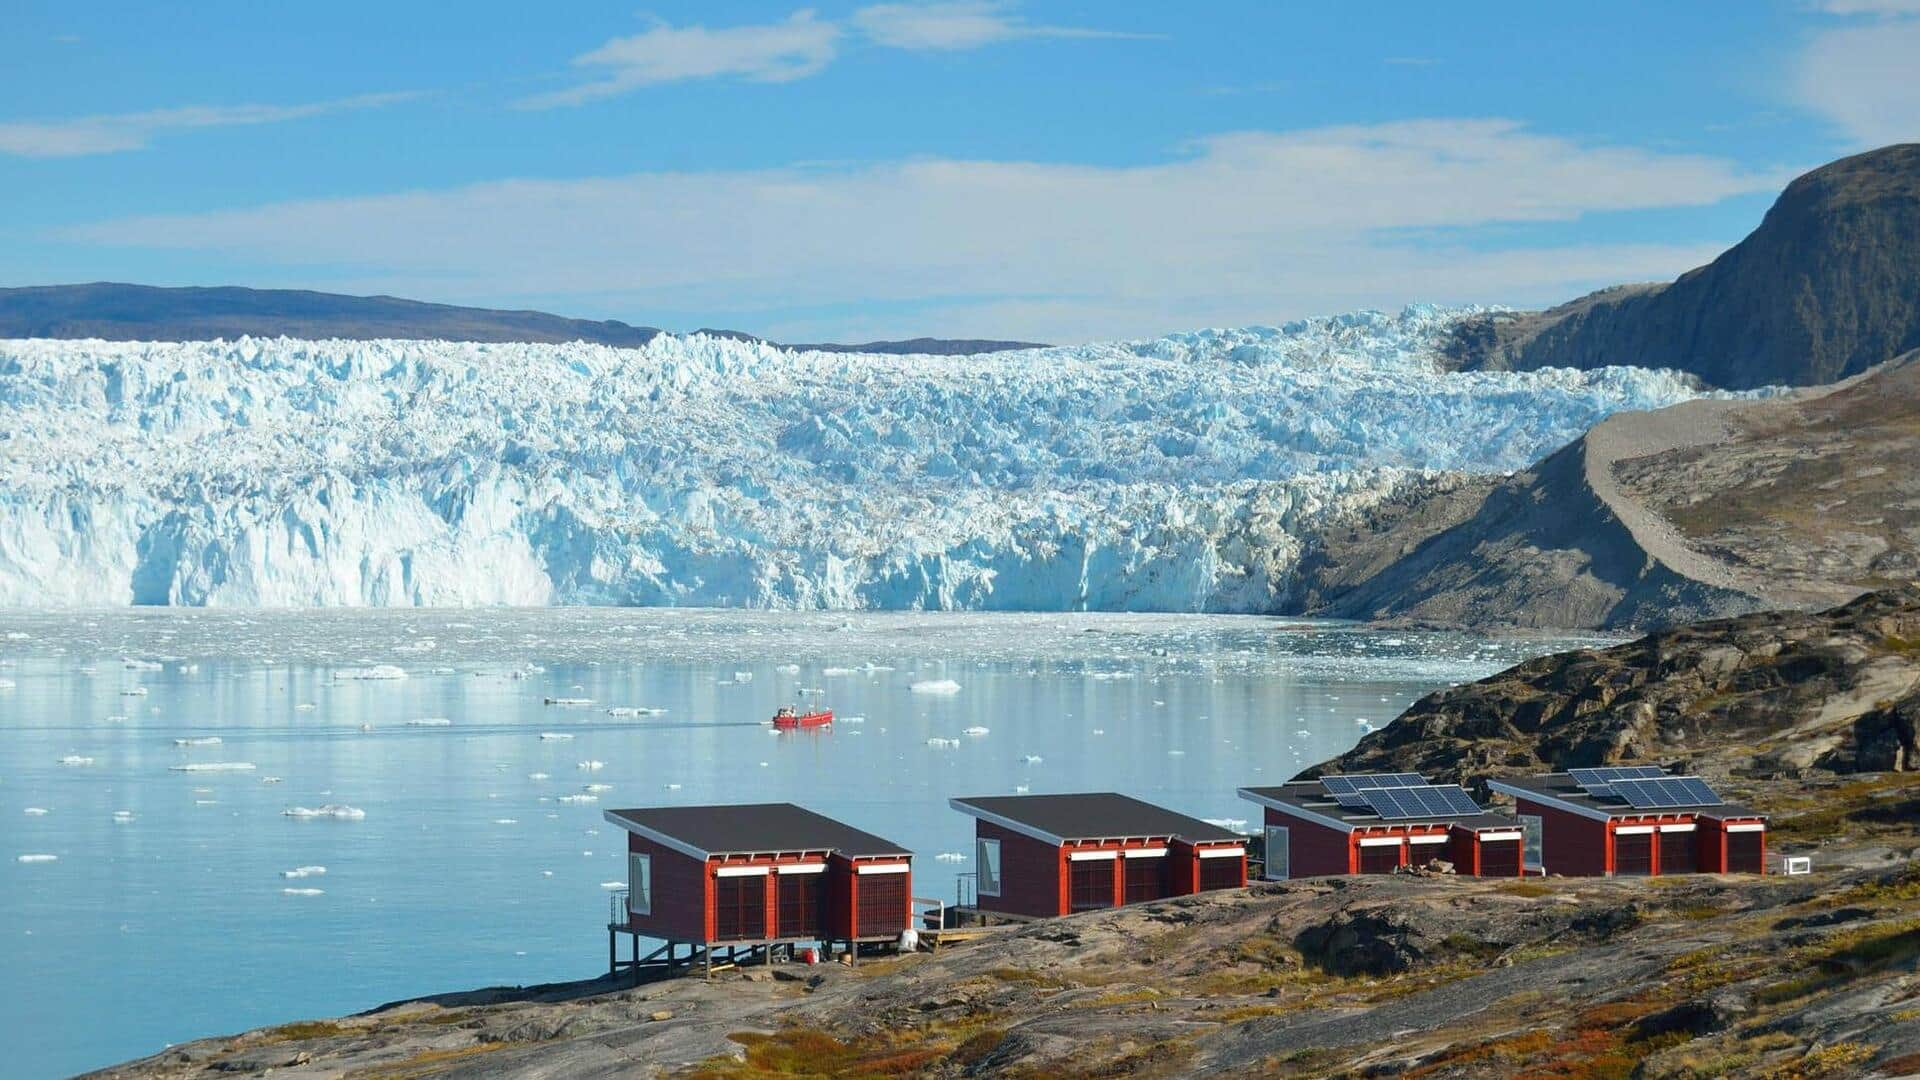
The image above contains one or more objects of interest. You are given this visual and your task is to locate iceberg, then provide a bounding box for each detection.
[0,310,1729,610]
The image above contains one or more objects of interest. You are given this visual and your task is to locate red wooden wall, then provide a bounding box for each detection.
[1517,798,1609,877]
[976,820,1067,918]
[1264,808,1354,876]
[625,832,709,943]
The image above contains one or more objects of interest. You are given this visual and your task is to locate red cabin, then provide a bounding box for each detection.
[949,792,1248,919]
[1239,773,1525,879]
[603,803,912,965]
[1488,768,1768,877]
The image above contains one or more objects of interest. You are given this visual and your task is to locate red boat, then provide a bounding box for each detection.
[771,705,833,730]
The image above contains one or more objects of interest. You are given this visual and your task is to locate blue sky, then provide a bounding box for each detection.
[3,1,1916,342]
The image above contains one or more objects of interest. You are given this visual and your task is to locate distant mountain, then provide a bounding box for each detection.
[0,283,1045,355]
[1444,143,1920,389]
[0,283,668,347]
[786,336,1045,355]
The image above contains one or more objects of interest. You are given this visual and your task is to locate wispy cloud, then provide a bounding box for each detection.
[524,4,1142,107]
[65,119,1780,342]
[520,11,841,108]
[0,92,416,159]
[851,1,1148,51]
[1797,6,1920,145]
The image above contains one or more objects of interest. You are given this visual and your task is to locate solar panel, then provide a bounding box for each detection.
[1320,773,1429,808]
[1360,784,1483,820]
[1568,765,1672,798]
[1607,776,1723,810]
[1321,773,1426,794]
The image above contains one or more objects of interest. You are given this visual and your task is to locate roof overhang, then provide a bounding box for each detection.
[604,810,711,860]
[950,798,1067,846]
[1488,779,1615,823]
[1237,787,1356,832]
[603,811,902,862]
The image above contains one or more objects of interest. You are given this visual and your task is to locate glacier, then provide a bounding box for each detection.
[0,305,1720,610]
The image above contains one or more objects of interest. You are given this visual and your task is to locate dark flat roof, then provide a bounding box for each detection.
[1239,782,1515,831]
[604,803,911,859]
[1492,775,1763,819]
[950,792,1243,845]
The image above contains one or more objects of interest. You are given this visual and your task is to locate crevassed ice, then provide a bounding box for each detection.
[0,306,1720,610]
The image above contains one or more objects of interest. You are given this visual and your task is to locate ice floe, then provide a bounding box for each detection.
[335,665,407,680]
[281,866,327,879]
[282,805,366,820]
[910,679,962,695]
[17,854,58,863]
[168,762,255,772]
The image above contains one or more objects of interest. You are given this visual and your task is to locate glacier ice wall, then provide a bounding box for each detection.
[0,306,1719,609]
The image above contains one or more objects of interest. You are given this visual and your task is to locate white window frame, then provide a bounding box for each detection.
[1264,825,1289,881]
[1518,814,1544,871]
[628,852,652,917]
[976,837,1001,897]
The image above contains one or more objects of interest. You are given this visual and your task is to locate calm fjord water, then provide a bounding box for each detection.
[0,609,1602,1078]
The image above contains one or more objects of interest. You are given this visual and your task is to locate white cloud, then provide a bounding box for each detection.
[852,1,1143,51]
[1796,16,1920,146]
[65,119,1779,342]
[0,93,415,159]
[521,11,841,107]
[1809,1,1920,14]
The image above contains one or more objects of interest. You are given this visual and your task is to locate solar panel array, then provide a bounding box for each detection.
[1359,784,1484,821]
[1319,773,1429,809]
[1606,776,1722,809]
[1568,765,1669,789]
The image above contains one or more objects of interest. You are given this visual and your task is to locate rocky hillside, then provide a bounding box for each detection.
[1444,143,1920,389]
[1320,585,1920,787]
[1291,353,1920,629]
[87,592,1920,1079]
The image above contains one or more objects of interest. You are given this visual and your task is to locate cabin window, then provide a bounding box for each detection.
[976,838,1002,897]
[1264,826,1290,881]
[628,853,652,916]
[1519,815,1544,870]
